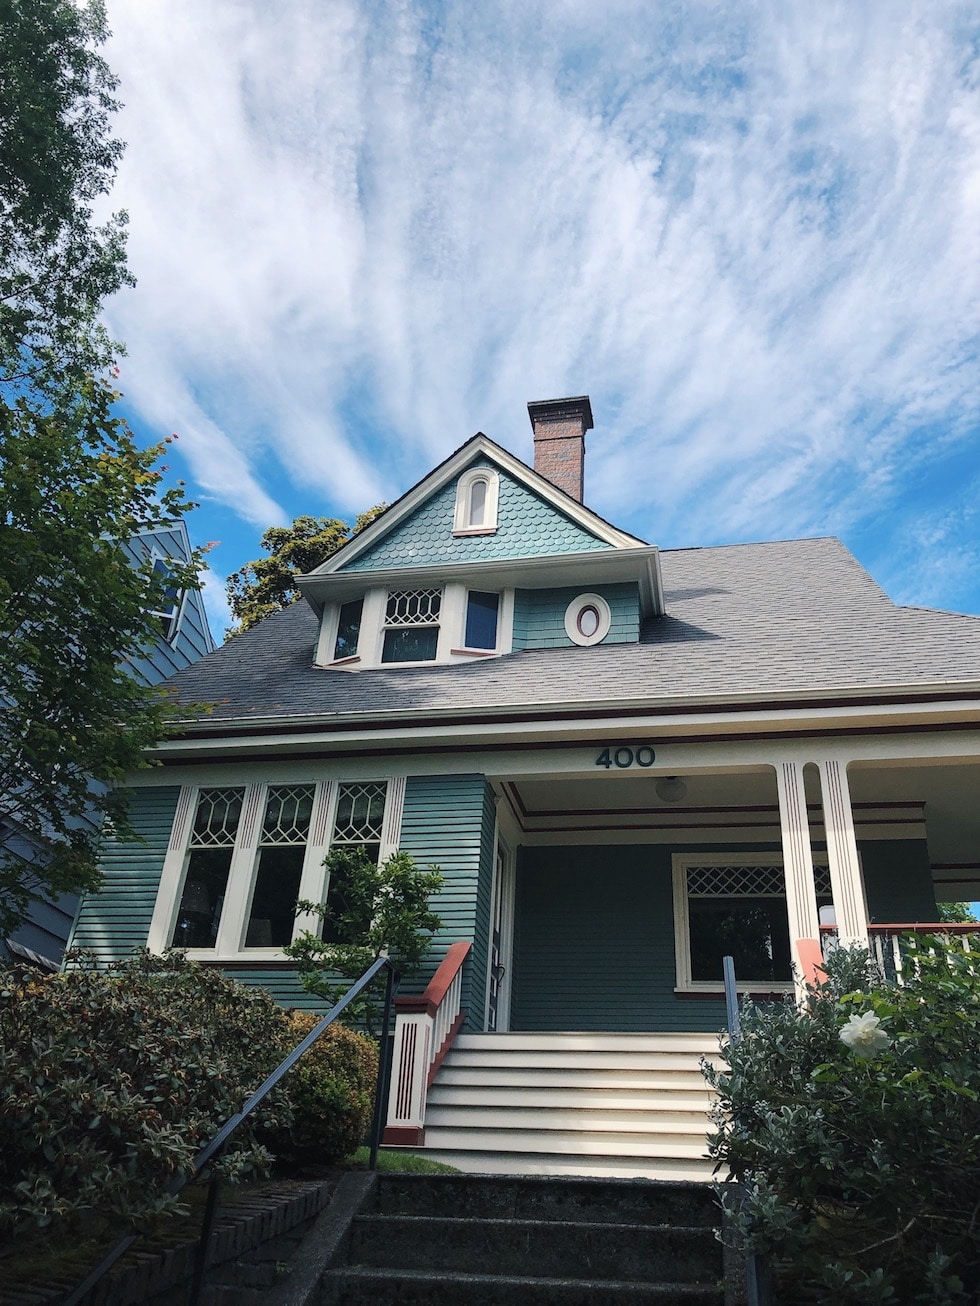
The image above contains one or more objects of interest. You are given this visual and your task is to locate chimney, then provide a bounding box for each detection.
[527,395,594,502]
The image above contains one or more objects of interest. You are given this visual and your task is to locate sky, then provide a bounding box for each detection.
[99,1,980,639]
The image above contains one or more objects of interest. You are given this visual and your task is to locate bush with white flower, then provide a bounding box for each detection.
[704,937,980,1304]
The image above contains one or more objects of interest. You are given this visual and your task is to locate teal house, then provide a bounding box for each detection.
[70,397,980,1178]
[3,520,215,970]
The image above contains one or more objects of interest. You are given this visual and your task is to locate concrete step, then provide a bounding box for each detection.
[397,1149,718,1182]
[346,1214,722,1284]
[372,1174,720,1226]
[320,1266,725,1304]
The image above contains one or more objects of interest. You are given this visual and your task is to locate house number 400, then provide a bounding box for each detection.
[595,746,656,769]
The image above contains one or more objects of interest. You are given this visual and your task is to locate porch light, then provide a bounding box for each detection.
[655,776,688,804]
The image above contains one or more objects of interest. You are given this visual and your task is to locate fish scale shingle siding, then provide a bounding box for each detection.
[344,460,612,571]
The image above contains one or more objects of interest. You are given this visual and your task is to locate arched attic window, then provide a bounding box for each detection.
[453,467,499,535]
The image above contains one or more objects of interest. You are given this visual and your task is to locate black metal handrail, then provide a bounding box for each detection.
[61,954,399,1306]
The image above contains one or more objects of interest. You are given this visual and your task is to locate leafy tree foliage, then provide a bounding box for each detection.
[707,938,980,1303]
[936,900,978,923]
[286,848,443,1034]
[225,507,386,635]
[0,378,203,935]
[0,0,132,393]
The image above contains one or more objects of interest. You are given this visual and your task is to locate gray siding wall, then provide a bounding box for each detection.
[68,786,181,962]
[512,583,640,650]
[399,773,496,1031]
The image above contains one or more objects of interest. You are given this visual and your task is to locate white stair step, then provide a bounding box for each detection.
[454,1033,720,1054]
[438,1066,712,1090]
[427,1087,713,1113]
[424,1105,710,1134]
[446,1050,717,1072]
[421,1126,712,1160]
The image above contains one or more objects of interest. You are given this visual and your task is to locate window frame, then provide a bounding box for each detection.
[564,592,612,646]
[148,777,406,960]
[453,466,500,536]
[147,548,187,645]
[671,852,832,994]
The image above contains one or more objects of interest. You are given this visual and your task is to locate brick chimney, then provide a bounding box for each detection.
[527,395,594,502]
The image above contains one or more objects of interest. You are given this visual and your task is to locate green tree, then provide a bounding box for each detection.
[0,378,203,935]
[0,0,132,394]
[285,848,443,1035]
[936,900,978,923]
[225,507,386,634]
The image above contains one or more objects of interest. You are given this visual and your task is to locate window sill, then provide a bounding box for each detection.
[674,983,794,998]
[195,956,298,969]
[328,655,361,667]
[451,647,497,657]
[452,527,497,537]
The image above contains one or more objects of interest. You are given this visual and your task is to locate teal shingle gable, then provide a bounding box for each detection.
[342,458,615,573]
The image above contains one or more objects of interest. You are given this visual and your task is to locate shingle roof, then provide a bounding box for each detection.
[168,537,980,726]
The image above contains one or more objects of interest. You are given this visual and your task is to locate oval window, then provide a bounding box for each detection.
[577,605,600,638]
[564,593,612,646]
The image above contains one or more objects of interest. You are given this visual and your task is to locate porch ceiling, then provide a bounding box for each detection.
[500,761,980,896]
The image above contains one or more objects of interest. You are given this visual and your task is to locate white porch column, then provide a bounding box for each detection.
[775,760,820,949]
[815,758,868,946]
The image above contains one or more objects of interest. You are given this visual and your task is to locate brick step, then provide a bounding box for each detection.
[346,1214,722,1283]
[320,1266,725,1304]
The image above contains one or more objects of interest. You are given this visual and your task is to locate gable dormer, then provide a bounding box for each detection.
[296,399,664,670]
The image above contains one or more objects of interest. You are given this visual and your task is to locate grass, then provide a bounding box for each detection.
[347,1145,459,1174]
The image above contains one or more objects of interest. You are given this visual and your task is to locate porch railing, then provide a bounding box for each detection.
[62,955,398,1306]
[383,940,471,1146]
[818,922,979,985]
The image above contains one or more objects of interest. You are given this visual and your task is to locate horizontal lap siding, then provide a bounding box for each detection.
[512,845,727,1034]
[216,968,327,1011]
[68,787,180,962]
[399,774,495,1030]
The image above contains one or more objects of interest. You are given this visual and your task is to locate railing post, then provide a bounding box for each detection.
[385,1010,434,1144]
[723,954,740,1042]
[188,1167,222,1306]
[368,962,398,1170]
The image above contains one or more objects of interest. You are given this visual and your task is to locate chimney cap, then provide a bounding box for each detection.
[527,395,594,432]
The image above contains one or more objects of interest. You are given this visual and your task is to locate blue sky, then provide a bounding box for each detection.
[100,1,980,638]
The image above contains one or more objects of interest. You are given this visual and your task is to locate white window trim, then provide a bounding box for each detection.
[453,466,499,535]
[671,852,831,994]
[148,777,406,961]
[564,592,611,646]
[319,584,514,669]
[147,546,187,645]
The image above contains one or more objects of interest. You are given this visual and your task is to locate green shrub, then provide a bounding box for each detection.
[259,1011,378,1163]
[286,848,442,1034]
[0,950,294,1234]
[706,938,980,1303]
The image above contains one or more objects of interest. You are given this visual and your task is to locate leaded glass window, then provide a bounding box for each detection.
[683,861,832,985]
[382,589,441,663]
[171,788,244,948]
[244,785,315,948]
[321,781,388,943]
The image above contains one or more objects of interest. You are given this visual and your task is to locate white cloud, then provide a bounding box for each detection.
[102,1,980,609]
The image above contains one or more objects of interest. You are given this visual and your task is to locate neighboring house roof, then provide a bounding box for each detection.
[164,536,980,731]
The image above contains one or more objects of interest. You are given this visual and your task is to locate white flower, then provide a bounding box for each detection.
[839,1011,890,1059]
